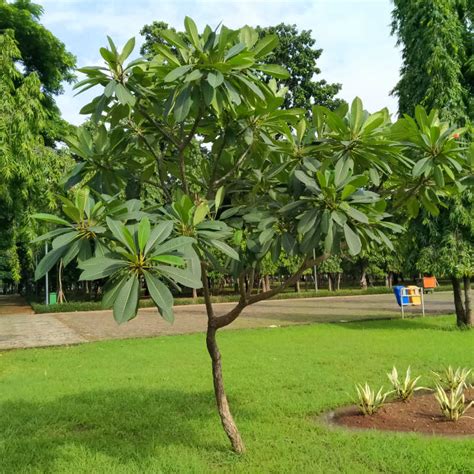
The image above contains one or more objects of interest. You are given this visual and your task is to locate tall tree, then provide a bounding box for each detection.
[391,0,474,327]
[0,32,69,291]
[391,0,473,124]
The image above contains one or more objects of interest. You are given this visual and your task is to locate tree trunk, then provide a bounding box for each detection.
[206,324,245,453]
[295,279,300,293]
[462,276,472,327]
[328,274,333,291]
[360,270,367,289]
[192,288,198,300]
[265,274,271,292]
[337,273,341,291]
[452,276,466,327]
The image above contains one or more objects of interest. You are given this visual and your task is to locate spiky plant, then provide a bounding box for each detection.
[387,366,426,401]
[432,366,472,391]
[355,383,390,415]
[435,384,474,421]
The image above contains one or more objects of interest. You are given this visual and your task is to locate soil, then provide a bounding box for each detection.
[327,388,474,437]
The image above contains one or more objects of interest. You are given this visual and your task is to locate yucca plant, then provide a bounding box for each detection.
[355,383,390,415]
[435,383,474,421]
[432,366,472,391]
[387,366,426,401]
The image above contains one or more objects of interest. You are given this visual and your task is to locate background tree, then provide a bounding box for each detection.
[391,0,473,124]
[255,23,343,109]
[0,0,76,142]
[0,32,70,293]
[415,193,473,326]
[35,20,471,453]
[391,0,473,326]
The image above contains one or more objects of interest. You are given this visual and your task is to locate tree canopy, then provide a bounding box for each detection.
[33,18,472,451]
[0,0,76,95]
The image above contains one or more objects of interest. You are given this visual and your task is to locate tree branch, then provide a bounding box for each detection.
[212,144,252,189]
[214,255,327,329]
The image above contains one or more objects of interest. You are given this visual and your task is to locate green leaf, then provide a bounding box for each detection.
[102,275,128,308]
[345,206,369,224]
[255,64,289,79]
[193,203,209,226]
[161,29,188,50]
[106,217,136,253]
[32,213,71,227]
[184,16,201,50]
[151,255,185,266]
[174,86,192,122]
[62,239,82,267]
[119,37,135,63]
[210,239,239,260]
[343,224,362,256]
[143,271,174,322]
[224,43,246,60]
[115,84,135,106]
[350,97,363,132]
[207,71,224,88]
[138,217,151,252]
[154,236,195,255]
[52,231,79,249]
[253,35,279,58]
[412,157,430,177]
[34,246,67,280]
[214,187,225,212]
[154,44,181,66]
[113,274,139,324]
[157,265,202,289]
[144,221,174,255]
[78,257,127,281]
[164,65,192,82]
[32,228,70,244]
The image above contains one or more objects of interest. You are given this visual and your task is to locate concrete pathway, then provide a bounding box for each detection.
[0,291,463,350]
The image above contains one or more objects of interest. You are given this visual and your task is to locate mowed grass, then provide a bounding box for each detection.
[0,316,473,473]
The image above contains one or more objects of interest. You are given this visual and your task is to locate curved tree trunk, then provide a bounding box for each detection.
[206,324,245,453]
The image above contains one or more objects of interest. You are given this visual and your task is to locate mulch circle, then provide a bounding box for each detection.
[323,388,474,437]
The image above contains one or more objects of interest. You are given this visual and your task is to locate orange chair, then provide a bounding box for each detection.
[422,276,438,294]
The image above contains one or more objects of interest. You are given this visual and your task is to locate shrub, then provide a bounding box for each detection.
[355,383,391,415]
[434,384,474,421]
[387,366,425,401]
[432,366,472,391]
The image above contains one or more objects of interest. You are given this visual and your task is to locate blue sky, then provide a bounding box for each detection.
[38,0,401,124]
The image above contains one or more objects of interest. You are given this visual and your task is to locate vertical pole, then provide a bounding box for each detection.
[45,242,49,306]
[312,249,318,292]
[421,287,425,317]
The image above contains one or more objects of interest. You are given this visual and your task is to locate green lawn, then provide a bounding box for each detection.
[1,316,473,473]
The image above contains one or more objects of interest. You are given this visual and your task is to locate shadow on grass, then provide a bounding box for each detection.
[0,388,243,471]
[332,314,459,332]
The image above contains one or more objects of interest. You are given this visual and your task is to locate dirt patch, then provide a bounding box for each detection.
[326,389,474,437]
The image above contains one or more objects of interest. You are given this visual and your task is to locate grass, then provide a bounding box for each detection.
[30,284,453,314]
[1,315,473,473]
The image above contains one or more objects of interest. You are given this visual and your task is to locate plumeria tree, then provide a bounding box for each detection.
[34,19,472,452]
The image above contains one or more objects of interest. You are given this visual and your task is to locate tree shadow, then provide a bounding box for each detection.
[0,388,245,471]
[331,314,459,332]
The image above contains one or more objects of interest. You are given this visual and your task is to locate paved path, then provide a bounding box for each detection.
[0,291,463,350]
